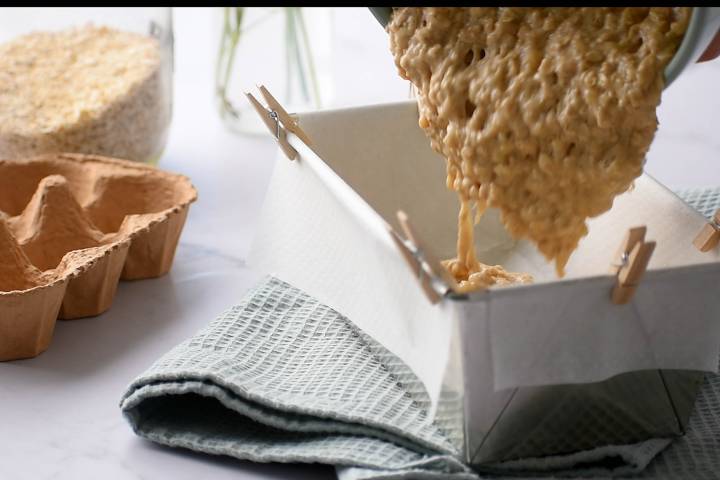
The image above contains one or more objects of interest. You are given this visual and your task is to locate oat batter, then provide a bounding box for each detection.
[388,7,690,289]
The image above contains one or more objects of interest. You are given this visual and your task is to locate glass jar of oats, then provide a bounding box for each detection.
[0,7,173,165]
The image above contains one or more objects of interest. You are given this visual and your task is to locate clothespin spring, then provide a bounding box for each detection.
[244,85,313,161]
[611,226,655,305]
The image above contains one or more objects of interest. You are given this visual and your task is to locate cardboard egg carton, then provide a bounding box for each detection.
[0,153,197,361]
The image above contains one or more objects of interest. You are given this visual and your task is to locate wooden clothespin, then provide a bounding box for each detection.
[396,211,461,292]
[610,226,656,305]
[257,85,314,147]
[388,228,441,304]
[388,210,459,304]
[244,85,313,161]
[693,209,720,252]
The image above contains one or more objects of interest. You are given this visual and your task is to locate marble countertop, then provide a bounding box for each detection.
[1,7,719,480]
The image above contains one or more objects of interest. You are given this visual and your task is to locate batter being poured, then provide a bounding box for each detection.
[387,7,690,291]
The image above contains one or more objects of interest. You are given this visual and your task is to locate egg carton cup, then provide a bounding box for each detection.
[0,153,197,361]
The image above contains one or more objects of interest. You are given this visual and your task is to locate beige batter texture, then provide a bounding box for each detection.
[388,7,690,290]
[0,25,170,163]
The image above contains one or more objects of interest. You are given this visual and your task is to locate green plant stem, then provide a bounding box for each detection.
[285,8,293,102]
[216,7,244,118]
[296,8,322,108]
[215,8,230,107]
[223,8,243,97]
[290,8,310,103]
[216,7,324,124]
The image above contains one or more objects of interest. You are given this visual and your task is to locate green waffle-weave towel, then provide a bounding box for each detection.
[120,189,720,479]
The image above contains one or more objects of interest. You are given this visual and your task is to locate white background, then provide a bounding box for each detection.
[1,7,719,480]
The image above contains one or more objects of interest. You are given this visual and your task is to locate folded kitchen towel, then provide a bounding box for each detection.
[120,189,720,480]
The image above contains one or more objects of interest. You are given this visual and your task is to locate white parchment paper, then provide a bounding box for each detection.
[250,100,720,403]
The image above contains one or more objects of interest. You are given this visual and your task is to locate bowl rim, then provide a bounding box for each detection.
[368,7,720,89]
[664,7,720,88]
